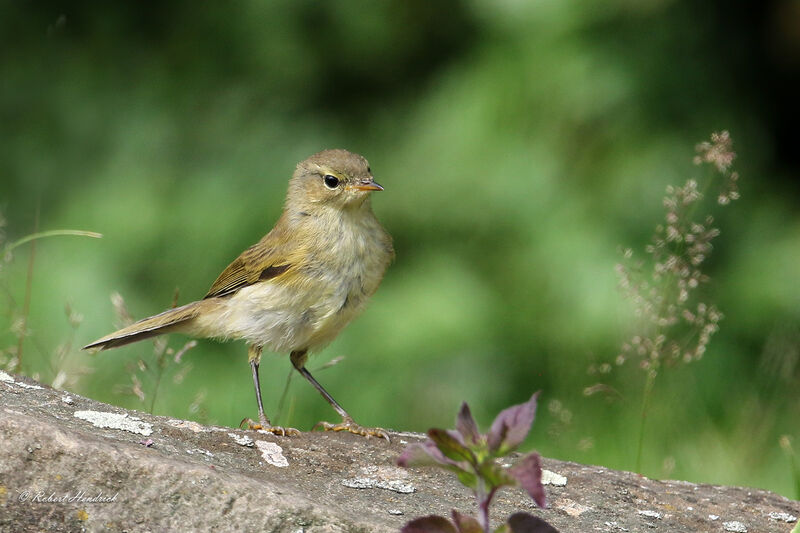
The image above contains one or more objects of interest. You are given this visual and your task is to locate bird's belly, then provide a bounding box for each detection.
[199,277,366,353]
[195,220,391,354]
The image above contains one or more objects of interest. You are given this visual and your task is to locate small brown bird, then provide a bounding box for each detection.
[84,149,394,438]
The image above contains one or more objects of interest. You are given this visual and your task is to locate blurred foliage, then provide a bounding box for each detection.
[1,0,798,498]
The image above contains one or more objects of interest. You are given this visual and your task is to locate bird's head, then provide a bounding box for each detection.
[288,149,383,212]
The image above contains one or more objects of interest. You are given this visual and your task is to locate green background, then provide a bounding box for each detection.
[2,1,798,498]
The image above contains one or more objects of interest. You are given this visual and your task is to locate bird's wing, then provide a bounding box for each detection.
[204,231,294,299]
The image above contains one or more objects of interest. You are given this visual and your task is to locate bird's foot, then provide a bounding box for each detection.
[313,416,390,442]
[239,417,300,437]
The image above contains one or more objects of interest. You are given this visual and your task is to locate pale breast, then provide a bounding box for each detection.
[199,209,392,353]
[301,212,393,349]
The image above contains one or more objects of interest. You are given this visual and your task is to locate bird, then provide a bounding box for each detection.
[84,149,394,439]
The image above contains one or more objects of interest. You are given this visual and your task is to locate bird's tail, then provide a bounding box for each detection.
[83,301,205,351]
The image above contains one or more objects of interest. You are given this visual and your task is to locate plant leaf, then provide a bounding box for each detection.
[455,469,479,490]
[456,402,481,445]
[402,515,459,533]
[505,513,560,533]
[451,510,483,533]
[4,229,102,254]
[397,442,442,468]
[398,441,470,474]
[509,452,546,508]
[487,392,539,454]
[428,428,477,465]
[479,461,517,490]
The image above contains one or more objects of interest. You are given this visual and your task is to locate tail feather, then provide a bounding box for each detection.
[83,301,203,351]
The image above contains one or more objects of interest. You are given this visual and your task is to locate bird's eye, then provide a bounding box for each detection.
[323,174,340,189]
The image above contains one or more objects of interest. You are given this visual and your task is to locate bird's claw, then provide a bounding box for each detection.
[239,418,300,437]
[313,417,390,442]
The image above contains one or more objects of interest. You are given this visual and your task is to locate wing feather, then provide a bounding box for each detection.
[204,227,294,299]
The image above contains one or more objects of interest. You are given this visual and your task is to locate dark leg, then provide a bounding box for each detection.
[241,345,299,436]
[290,350,389,441]
[250,357,270,428]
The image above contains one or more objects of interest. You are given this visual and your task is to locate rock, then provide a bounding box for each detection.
[0,372,797,532]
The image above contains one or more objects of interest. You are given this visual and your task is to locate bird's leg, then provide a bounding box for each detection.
[250,354,270,427]
[290,350,389,441]
[241,345,299,436]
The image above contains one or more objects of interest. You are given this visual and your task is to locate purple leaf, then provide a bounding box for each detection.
[398,440,470,471]
[398,442,434,467]
[509,452,546,508]
[428,428,476,465]
[446,429,467,446]
[487,392,540,453]
[456,402,481,444]
[401,515,458,533]
[505,513,560,533]
[451,510,483,533]
[398,441,447,467]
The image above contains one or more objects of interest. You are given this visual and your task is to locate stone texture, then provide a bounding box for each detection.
[0,372,797,532]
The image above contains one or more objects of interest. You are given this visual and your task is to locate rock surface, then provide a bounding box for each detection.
[1,371,797,532]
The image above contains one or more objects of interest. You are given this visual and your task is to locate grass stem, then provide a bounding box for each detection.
[635,370,656,473]
[13,208,40,373]
[4,229,102,254]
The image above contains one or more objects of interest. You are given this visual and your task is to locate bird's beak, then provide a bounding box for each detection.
[353,179,384,192]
